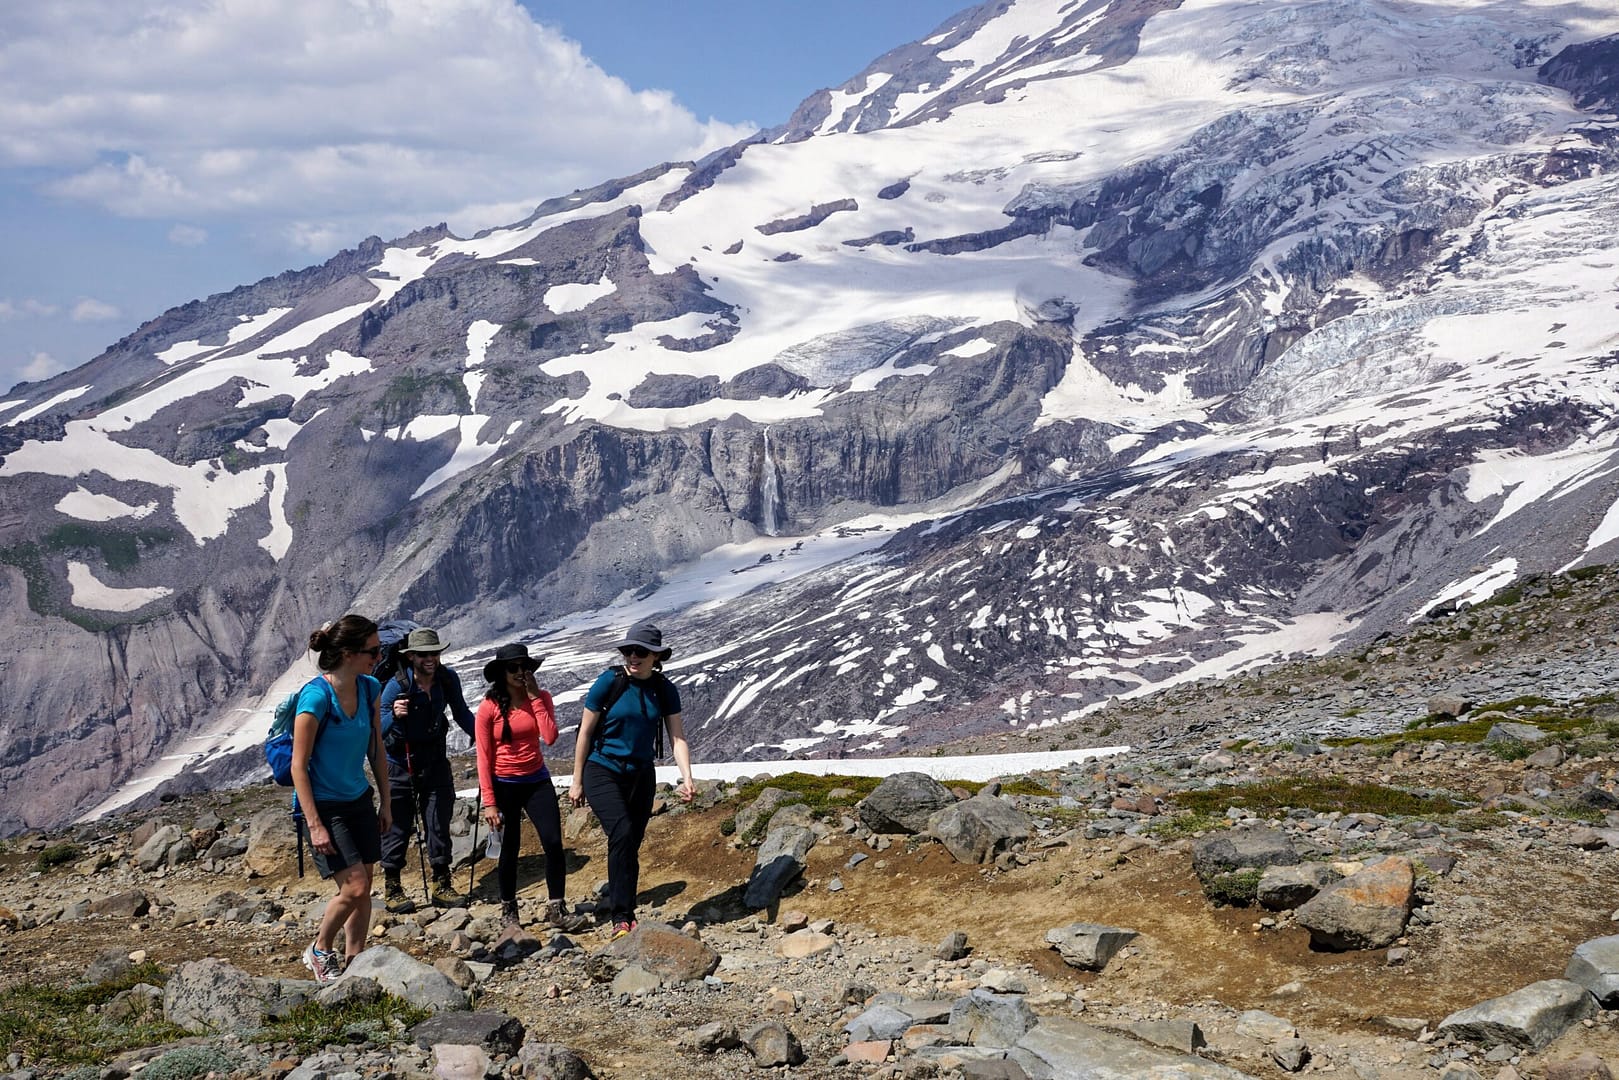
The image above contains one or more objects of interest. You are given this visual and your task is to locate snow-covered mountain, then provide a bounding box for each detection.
[4,0,1619,831]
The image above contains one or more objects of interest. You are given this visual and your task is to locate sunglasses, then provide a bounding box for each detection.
[504,662,533,674]
[354,646,381,658]
[618,645,652,659]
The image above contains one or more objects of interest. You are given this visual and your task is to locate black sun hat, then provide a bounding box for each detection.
[482,642,544,683]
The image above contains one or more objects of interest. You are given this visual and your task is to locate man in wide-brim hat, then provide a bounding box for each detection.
[378,627,476,912]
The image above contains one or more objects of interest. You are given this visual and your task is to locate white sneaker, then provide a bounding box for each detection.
[302,942,344,983]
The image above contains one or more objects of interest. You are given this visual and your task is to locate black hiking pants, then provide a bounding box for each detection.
[582,759,655,922]
[380,757,455,874]
[492,775,568,904]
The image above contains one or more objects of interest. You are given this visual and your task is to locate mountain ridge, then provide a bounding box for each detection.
[2,0,1619,832]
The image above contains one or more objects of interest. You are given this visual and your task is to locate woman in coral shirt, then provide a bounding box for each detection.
[475,642,586,931]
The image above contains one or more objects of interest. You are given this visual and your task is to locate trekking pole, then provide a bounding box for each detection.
[405,747,430,902]
[292,803,306,878]
[468,809,480,897]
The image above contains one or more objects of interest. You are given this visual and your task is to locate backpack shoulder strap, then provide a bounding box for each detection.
[591,667,632,751]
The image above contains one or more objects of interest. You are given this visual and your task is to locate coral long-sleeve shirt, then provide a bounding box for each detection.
[475,690,558,808]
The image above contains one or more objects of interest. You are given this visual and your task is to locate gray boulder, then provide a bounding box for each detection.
[314,975,383,1008]
[1294,856,1414,950]
[743,1021,805,1067]
[83,947,135,985]
[857,772,957,834]
[1013,1016,1258,1078]
[243,808,301,878]
[343,945,469,1013]
[594,921,719,984]
[410,1011,526,1055]
[1044,923,1138,971]
[927,795,1033,864]
[1485,721,1548,746]
[734,787,805,840]
[843,1003,915,1042]
[517,1042,596,1079]
[1566,934,1619,1007]
[1256,863,1340,911]
[162,958,312,1033]
[948,989,1037,1048]
[1437,978,1596,1050]
[1190,828,1301,882]
[135,825,182,872]
[87,889,150,918]
[743,825,815,909]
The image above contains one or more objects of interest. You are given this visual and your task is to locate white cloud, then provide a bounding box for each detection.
[20,352,67,381]
[70,298,120,321]
[0,0,755,241]
[167,224,208,246]
[0,298,59,319]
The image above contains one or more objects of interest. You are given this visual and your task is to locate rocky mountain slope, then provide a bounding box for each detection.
[4,0,1619,832]
[5,567,1619,1078]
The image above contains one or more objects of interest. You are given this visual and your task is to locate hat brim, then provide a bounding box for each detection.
[483,655,542,682]
[615,640,673,660]
[403,644,448,655]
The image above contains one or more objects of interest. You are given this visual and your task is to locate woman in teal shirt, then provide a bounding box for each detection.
[290,613,392,982]
[569,622,695,939]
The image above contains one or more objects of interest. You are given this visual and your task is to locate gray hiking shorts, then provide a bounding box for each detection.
[306,791,381,878]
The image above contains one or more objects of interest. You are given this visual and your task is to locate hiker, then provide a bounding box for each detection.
[378,627,475,912]
[475,643,590,930]
[290,614,392,983]
[569,622,695,940]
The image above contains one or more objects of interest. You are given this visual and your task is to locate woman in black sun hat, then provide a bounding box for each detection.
[569,622,695,940]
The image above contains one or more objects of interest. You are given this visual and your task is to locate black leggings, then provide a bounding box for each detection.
[492,776,568,904]
[582,760,655,922]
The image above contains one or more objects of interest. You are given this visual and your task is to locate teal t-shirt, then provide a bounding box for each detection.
[584,669,680,771]
[295,674,379,803]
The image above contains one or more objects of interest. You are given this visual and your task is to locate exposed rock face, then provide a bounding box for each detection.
[5,1,1619,831]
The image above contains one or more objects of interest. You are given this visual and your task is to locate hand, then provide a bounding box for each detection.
[392,698,409,718]
[678,778,696,803]
[378,807,393,835]
[483,807,502,831]
[309,822,334,855]
[568,779,585,808]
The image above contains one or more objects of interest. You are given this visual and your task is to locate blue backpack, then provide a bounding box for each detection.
[264,678,329,786]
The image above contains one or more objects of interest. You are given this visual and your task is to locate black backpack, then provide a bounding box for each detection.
[592,666,678,761]
[371,619,419,686]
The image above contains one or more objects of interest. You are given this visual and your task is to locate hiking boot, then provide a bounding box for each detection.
[545,899,589,933]
[302,942,344,983]
[430,868,469,909]
[383,869,417,915]
[610,919,636,941]
[501,900,521,928]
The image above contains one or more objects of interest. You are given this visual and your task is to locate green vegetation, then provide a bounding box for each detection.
[378,372,471,426]
[0,962,189,1068]
[729,772,883,814]
[34,842,83,871]
[44,523,175,573]
[1203,868,1263,907]
[1145,810,1227,839]
[142,1046,239,1080]
[256,994,431,1053]
[1171,777,1460,818]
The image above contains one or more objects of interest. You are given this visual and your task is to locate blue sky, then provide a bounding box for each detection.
[0,1,969,395]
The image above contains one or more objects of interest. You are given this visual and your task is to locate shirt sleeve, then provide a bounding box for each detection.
[294,679,327,720]
[379,678,403,733]
[474,698,499,808]
[583,669,615,712]
[663,678,682,715]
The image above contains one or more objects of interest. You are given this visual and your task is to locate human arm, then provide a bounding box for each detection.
[533,685,558,746]
[666,713,695,802]
[569,707,600,807]
[446,669,476,739]
[368,679,392,835]
[474,698,501,831]
[289,708,329,853]
[381,676,407,723]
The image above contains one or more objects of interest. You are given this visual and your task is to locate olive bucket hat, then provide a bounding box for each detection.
[482,642,544,683]
[401,627,449,654]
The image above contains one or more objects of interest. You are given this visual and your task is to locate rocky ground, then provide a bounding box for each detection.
[5,568,1619,1079]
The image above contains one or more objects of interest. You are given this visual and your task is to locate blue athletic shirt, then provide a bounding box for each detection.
[295,674,380,803]
[583,668,681,772]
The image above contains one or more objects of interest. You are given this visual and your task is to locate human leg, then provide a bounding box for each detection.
[582,762,654,926]
[493,779,534,906]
